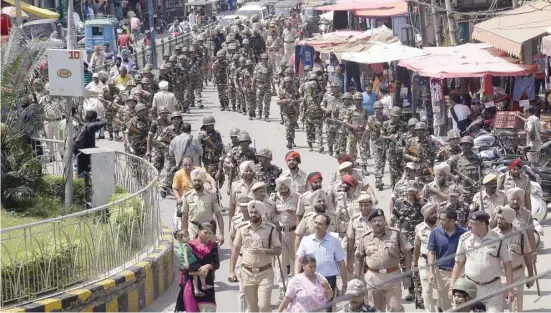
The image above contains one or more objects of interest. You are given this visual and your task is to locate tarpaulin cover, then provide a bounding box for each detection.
[341,41,427,64]
[297,31,369,47]
[542,35,551,56]
[354,1,407,17]
[3,0,59,19]
[398,43,535,78]
[310,26,397,57]
[316,0,405,11]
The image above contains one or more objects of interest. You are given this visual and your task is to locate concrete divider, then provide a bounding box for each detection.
[5,227,174,313]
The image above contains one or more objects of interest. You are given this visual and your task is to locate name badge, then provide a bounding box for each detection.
[519,99,529,107]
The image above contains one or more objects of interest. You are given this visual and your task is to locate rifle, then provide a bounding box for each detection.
[407,145,434,176]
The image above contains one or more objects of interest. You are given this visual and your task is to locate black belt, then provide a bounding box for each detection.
[466,275,499,286]
[280,225,297,232]
[242,263,272,273]
[284,41,294,43]
[438,266,453,272]
[512,264,524,272]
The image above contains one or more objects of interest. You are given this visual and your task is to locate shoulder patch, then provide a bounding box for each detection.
[361,230,373,238]
[460,231,473,240]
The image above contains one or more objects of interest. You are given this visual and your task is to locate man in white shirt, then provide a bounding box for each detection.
[447,94,471,132]
[523,106,542,158]
[188,10,196,27]
[379,84,393,117]
[152,80,178,114]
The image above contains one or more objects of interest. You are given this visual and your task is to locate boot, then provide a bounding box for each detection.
[308,142,313,151]
[264,117,269,122]
[318,146,324,153]
[257,111,262,119]
[221,107,226,111]
[280,119,284,125]
[328,146,333,156]
[362,165,369,176]
[249,115,253,120]
[286,140,293,149]
[109,133,114,141]
[292,141,297,148]
[376,178,384,191]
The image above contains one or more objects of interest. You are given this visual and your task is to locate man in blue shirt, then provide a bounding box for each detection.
[296,213,347,312]
[362,84,378,115]
[427,208,466,312]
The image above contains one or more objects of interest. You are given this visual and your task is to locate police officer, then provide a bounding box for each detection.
[228,161,259,228]
[181,168,225,243]
[220,132,258,193]
[436,129,462,162]
[229,201,282,313]
[271,177,300,300]
[450,211,515,313]
[423,162,451,205]
[256,148,283,196]
[337,279,378,313]
[321,81,343,156]
[296,171,324,222]
[346,194,374,275]
[279,150,308,195]
[440,184,471,228]
[252,54,271,120]
[355,209,411,312]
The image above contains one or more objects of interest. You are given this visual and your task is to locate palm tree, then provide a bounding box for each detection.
[1,27,64,209]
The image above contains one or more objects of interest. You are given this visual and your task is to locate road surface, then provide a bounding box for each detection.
[98,85,551,312]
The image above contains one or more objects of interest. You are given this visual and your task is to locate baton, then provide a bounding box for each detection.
[534,263,541,297]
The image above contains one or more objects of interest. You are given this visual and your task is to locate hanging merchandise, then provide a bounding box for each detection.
[430,78,444,102]
[512,76,535,102]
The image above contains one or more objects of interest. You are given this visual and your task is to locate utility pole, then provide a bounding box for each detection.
[430,0,441,46]
[418,4,427,45]
[444,0,457,45]
[147,0,158,67]
[64,0,76,210]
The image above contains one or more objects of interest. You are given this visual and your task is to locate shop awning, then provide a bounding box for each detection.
[341,41,427,64]
[297,31,369,47]
[543,35,551,55]
[315,0,405,11]
[354,1,407,17]
[471,0,551,57]
[398,43,535,78]
[3,0,59,19]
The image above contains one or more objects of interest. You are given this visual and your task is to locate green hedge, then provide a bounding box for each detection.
[108,193,144,249]
[37,175,87,207]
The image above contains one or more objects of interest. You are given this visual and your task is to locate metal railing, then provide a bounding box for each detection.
[91,22,218,72]
[0,139,160,307]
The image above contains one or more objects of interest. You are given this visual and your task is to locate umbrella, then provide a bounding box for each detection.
[1,6,30,18]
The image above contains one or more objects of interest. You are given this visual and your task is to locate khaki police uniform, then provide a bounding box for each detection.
[328,168,363,186]
[498,172,532,209]
[347,212,373,303]
[279,169,308,195]
[414,221,439,313]
[423,181,450,205]
[511,206,533,230]
[282,28,296,57]
[494,225,531,313]
[230,179,258,205]
[182,188,220,239]
[471,189,507,217]
[356,227,410,312]
[296,190,314,217]
[230,212,249,313]
[266,34,282,72]
[334,191,360,256]
[456,230,513,312]
[234,220,282,312]
[272,191,300,294]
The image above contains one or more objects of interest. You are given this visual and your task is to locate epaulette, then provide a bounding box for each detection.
[264,221,277,229]
[237,221,249,229]
[361,230,373,238]
[351,212,362,220]
[460,231,473,240]
[387,226,401,233]
[183,189,195,197]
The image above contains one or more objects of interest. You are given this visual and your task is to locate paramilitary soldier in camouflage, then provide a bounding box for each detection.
[301,81,325,152]
[176,54,189,112]
[228,54,241,111]
[116,97,137,152]
[344,92,368,163]
[146,106,171,171]
[335,92,353,155]
[188,47,203,108]
[256,148,283,196]
[436,129,462,162]
[157,111,184,165]
[217,132,258,188]
[277,77,301,149]
[381,107,407,188]
[198,116,225,183]
[321,82,343,156]
[403,122,436,184]
[447,136,483,204]
[212,51,230,111]
[103,80,123,141]
[126,103,151,157]
[242,60,256,120]
[391,180,424,305]
[252,53,272,120]
[236,57,247,115]
[370,101,389,190]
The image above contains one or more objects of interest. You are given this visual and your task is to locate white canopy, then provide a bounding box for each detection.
[340,41,427,64]
[320,10,334,21]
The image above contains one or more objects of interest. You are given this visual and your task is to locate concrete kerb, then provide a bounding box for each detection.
[4,227,174,313]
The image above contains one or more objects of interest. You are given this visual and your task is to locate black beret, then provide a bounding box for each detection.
[368,209,385,222]
[469,211,490,222]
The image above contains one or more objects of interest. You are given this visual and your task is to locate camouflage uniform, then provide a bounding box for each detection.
[253,55,271,118]
[188,52,202,107]
[346,93,368,162]
[224,147,258,183]
[148,113,171,171]
[228,55,241,111]
[404,123,436,184]
[103,83,121,140]
[439,185,471,227]
[335,93,353,155]
[198,128,224,180]
[212,52,230,110]
[302,82,325,150]
[382,108,407,188]
[241,61,256,119]
[321,86,343,156]
[447,137,482,204]
[176,55,189,112]
[278,78,301,149]
[370,102,389,186]
[393,195,424,302]
[127,114,150,157]
[255,149,283,196]
[436,130,462,162]
[116,102,136,152]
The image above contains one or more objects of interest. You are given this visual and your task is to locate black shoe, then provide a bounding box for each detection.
[286,141,293,149]
[221,107,226,111]
[199,104,204,109]
[160,188,167,199]
[264,117,269,122]
[249,116,253,120]
[405,294,415,302]
[318,147,324,153]
[280,120,284,125]
[308,143,313,151]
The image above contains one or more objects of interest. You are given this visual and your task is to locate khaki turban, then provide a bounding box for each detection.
[247,200,266,214]
[421,203,438,218]
[190,168,207,183]
[506,187,525,202]
[309,189,333,212]
[239,160,256,175]
[275,177,292,191]
[497,206,516,224]
[433,162,451,176]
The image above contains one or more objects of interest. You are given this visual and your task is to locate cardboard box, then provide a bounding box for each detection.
[494,111,524,129]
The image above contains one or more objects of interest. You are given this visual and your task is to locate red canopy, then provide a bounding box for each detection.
[297,31,369,47]
[398,43,535,78]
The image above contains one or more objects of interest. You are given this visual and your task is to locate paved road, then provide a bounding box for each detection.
[98,86,551,312]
